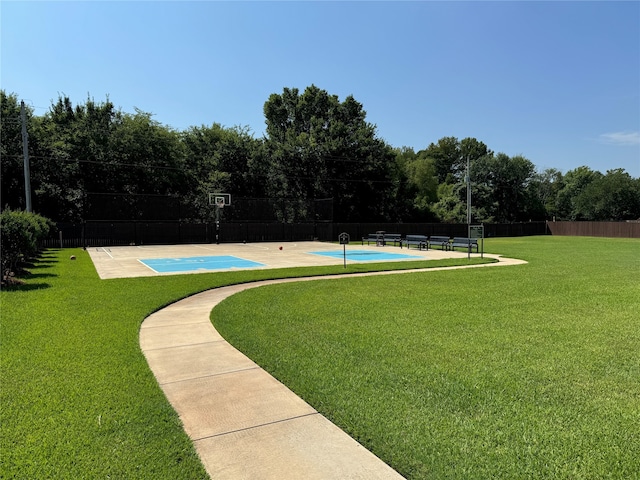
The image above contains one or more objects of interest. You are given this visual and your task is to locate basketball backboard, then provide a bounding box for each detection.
[208,192,231,207]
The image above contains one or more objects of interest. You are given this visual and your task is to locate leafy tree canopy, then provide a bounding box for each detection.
[2,88,638,224]
[263,85,396,221]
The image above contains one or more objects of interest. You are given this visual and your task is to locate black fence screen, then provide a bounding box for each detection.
[223,197,333,223]
[41,221,548,248]
[84,194,334,223]
[85,193,183,221]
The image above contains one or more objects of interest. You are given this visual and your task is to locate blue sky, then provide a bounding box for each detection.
[2,1,639,177]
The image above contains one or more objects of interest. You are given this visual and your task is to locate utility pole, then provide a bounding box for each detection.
[466,154,471,226]
[466,155,472,259]
[21,101,32,212]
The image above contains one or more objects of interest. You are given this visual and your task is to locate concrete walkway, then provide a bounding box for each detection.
[139,256,526,479]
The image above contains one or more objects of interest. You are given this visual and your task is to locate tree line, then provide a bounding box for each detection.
[2,86,639,224]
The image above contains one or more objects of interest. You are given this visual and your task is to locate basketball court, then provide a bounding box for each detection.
[87,241,482,279]
[86,192,491,280]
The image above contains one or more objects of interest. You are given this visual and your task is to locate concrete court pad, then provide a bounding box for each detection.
[89,241,488,279]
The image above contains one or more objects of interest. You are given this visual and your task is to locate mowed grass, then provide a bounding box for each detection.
[0,249,491,478]
[213,236,640,479]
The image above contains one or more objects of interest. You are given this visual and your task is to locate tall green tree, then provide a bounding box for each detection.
[419,136,491,184]
[103,109,187,220]
[29,96,188,221]
[526,168,565,220]
[263,85,396,221]
[419,136,459,184]
[181,123,261,221]
[394,147,439,220]
[29,96,88,220]
[392,147,419,221]
[573,169,640,220]
[431,182,468,223]
[460,137,492,178]
[108,108,186,196]
[472,153,537,222]
[555,166,602,220]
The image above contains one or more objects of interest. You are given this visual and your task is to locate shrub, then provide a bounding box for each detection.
[0,209,53,278]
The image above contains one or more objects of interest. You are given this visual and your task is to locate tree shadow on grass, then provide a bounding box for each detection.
[2,257,58,291]
[34,250,59,259]
[16,252,59,273]
[1,282,51,292]
[37,254,59,261]
[25,272,57,280]
[29,261,56,269]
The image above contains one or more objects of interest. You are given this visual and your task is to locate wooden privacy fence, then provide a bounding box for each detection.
[546,221,640,238]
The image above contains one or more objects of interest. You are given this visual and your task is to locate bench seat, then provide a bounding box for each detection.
[361,233,401,246]
[429,235,451,250]
[450,237,479,253]
[382,233,402,246]
[362,234,380,245]
[402,235,429,250]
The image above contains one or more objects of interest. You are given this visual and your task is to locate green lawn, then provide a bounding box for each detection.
[2,237,638,478]
[0,249,490,478]
[213,236,640,479]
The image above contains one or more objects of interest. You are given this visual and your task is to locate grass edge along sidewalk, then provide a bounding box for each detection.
[1,250,491,479]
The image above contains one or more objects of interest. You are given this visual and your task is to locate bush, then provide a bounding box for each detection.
[0,209,53,279]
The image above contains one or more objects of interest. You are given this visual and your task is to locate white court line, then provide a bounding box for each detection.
[237,243,271,251]
[137,259,160,273]
[259,243,299,250]
[101,247,113,259]
[191,244,228,251]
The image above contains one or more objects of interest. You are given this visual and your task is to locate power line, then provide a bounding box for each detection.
[1,155,184,171]
[2,154,395,185]
[0,118,22,124]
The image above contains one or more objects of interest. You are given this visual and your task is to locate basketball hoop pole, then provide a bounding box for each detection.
[209,193,230,244]
[215,203,220,244]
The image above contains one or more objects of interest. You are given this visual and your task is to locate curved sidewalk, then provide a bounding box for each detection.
[139,256,526,479]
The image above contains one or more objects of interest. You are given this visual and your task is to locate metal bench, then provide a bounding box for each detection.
[450,237,479,253]
[402,234,429,250]
[362,234,381,245]
[362,233,402,247]
[429,235,451,250]
[383,233,402,247]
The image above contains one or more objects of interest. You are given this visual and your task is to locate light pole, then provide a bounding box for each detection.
[466,155,472,259]
[21,101,32,213]
[466,154,471,227]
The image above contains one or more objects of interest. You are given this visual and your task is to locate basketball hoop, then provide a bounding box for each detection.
[209,192,231,207]
[208,192,231,245]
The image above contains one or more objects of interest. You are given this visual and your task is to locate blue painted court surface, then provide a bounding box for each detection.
[140,255,265,273]
[309,249,421,262]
